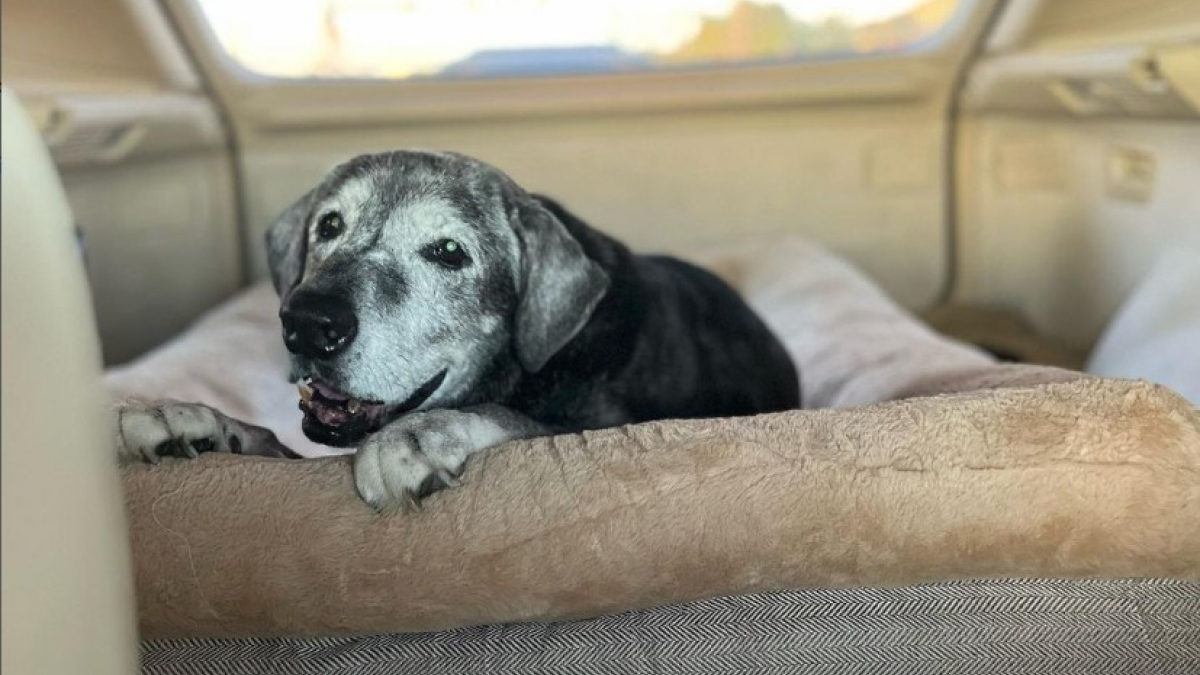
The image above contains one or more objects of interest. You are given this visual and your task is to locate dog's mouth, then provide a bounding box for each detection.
[297,370,447,447]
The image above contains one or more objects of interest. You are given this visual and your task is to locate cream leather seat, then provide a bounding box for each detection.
[1,88,137,675]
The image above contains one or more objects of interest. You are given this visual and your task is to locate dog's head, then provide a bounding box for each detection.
[266,150,609,447]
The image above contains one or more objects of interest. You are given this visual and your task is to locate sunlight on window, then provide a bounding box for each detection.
[193,0,964,80]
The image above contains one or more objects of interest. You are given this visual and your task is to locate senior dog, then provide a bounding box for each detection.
[116,151,799,510]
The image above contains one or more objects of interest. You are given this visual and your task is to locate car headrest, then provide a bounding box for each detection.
[1,87,138,675]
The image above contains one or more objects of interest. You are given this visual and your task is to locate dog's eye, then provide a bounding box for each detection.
[423,239,469,269]
[316,212,344,241]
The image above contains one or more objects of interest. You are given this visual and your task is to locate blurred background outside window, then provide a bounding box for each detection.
[193,0,966,80]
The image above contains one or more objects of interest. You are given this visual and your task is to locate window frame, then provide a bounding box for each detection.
[193,0,976,84]
[165,0,987,127]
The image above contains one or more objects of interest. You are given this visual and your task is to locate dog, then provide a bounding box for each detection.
[116,150,799,510]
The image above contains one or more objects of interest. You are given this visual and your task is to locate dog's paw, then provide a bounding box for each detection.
[114,400,298,464]
[353,409,501,512]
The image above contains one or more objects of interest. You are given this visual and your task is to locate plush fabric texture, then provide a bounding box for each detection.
[104,238,1036,455]
[111,238,1200,640]
[1087,246,1200,407]
[699,238,1006,409]
[126,377,1200,639]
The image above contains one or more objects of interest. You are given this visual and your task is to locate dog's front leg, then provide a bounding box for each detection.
[353,404,549,512]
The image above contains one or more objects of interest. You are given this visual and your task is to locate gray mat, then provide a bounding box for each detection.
[141,579,1200,675]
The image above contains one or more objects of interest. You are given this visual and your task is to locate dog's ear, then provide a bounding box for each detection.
[265,189,315,300]
[512,197,610,373]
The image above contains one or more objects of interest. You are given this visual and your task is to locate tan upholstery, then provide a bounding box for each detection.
[1,88,138,675]
[108,235,1198,640]
[126,377,1200,639]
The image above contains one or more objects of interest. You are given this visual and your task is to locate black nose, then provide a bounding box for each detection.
[280,291,358,359]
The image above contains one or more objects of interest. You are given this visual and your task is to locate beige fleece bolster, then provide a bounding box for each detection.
[125,378,1200,639]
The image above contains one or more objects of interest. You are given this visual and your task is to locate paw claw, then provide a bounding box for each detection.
[415,471,450,500]
[438,469,462,489]
[352,410,478,512]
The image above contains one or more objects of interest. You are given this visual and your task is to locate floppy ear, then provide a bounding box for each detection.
[265,190,315,300]
[512,198,610,373]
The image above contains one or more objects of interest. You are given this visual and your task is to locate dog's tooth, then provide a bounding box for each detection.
[347,398,362,414]
[298,383,313,402]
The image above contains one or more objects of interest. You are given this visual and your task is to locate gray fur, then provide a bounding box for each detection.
[510,198,609,372]
[263,151,615,509]
[261,149,800,511]
[265,190,313,301]
[265,150,606,412]
[354,405,547,512]
[116,150,796,508]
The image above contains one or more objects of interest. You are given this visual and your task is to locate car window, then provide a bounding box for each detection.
[192,0,969,80]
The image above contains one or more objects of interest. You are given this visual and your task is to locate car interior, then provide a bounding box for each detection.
[3,0,1198,673]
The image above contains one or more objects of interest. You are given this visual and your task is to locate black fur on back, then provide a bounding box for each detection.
[505,195,801,431]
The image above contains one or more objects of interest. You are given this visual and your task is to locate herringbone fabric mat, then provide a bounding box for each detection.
[141,579,1200,675]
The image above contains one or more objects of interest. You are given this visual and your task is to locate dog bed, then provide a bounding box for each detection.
[1087,246,1200,407]
[109,239,1200,645]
